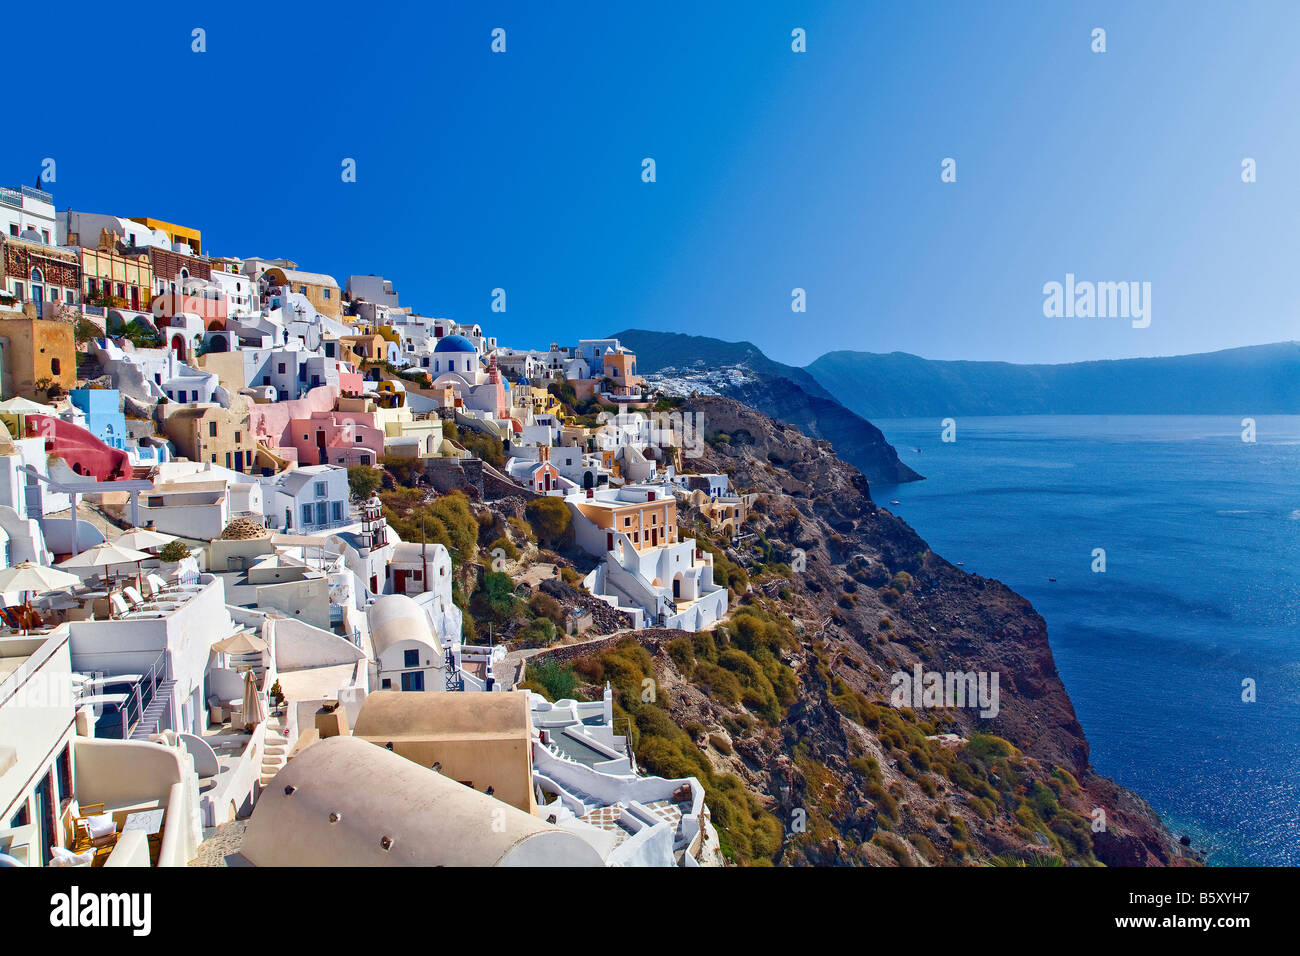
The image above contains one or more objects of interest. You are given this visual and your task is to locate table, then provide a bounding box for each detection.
[123,809,165,863]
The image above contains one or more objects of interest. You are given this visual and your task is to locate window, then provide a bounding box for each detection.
[355,434,363,442]
[278,363,286,374]
[234,432,241,443]
[360,455,371,465]
[314,481,327,497]
[41,230,50,243]
[331,501,343,521]
[403,649,419,668]
[57,744,72,803]
[50,358,60,375]
[301,504,313,526]
[7,224,16,237]
[381,678,391,689]
[315,502,327,525]
[209,422,218,437]
[323,288,330,299]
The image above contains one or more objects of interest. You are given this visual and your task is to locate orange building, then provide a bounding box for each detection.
[571,488,676,553]
[0,306,77,400]
[129,217,202,255]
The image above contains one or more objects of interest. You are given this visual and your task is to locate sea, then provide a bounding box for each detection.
[872,415,1300,866]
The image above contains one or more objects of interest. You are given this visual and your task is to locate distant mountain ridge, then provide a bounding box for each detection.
[807,342,1300,418]
[610,329,922,484]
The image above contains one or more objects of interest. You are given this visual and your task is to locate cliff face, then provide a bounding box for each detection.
[542,394,1187,866]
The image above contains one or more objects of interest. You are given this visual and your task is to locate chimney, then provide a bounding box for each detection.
[539,445,550,463]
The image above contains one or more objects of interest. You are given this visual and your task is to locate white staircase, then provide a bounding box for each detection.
[258,714,291,787]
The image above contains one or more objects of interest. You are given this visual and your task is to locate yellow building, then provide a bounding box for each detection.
[129,217,202,255]
[0,306,77,400]
[352,691,538,814]
[264,267,341,319]
[162,402,259,473]
[80,235,153,312]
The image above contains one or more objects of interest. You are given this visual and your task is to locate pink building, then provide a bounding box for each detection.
[289,410,384,467]
[248,385,339,466]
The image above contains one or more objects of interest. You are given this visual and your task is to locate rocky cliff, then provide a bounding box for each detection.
[529,394,1189,866]
[610,329,922,484]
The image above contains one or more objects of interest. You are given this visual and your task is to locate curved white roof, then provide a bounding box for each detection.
[367,592,441,658]
[239,736,603,867]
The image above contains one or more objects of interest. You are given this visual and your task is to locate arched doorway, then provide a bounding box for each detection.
[171,334,185,360]
[30,268,44,315]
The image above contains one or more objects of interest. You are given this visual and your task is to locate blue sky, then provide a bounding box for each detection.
[7,1,1299,365]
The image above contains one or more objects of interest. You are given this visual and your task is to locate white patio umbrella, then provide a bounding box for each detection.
[0,561,83,595]
[0,562,83,632]
[113,527,177,552]
[59,541,152,584]
[240,667,266,731]
[0,396,55,416]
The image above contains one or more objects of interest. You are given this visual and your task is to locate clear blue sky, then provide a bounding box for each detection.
[8,0,1299,365]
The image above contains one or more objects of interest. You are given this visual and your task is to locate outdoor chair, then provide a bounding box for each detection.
[67,802,118,864]
[108,594,131,619]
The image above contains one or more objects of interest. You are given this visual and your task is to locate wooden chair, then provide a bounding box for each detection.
[68,802,119,866]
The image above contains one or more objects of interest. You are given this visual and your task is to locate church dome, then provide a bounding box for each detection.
[434,334,476,354]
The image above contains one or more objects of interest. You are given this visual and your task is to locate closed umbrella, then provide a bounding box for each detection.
[241,667,266,731]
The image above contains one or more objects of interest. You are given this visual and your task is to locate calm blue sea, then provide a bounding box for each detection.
[873,416,1300,866]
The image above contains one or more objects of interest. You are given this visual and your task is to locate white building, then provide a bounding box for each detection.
[567,483,727,632]
[1,185,57,246]
[260,465,350,535]
[346,274,402,309]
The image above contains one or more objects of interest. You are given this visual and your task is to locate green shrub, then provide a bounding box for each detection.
[516,617,556,648]
[526,659,578,700]
[489,536,519,562]
[528,592,565,627]
[525,496,572,549]
[158,540,191,563]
